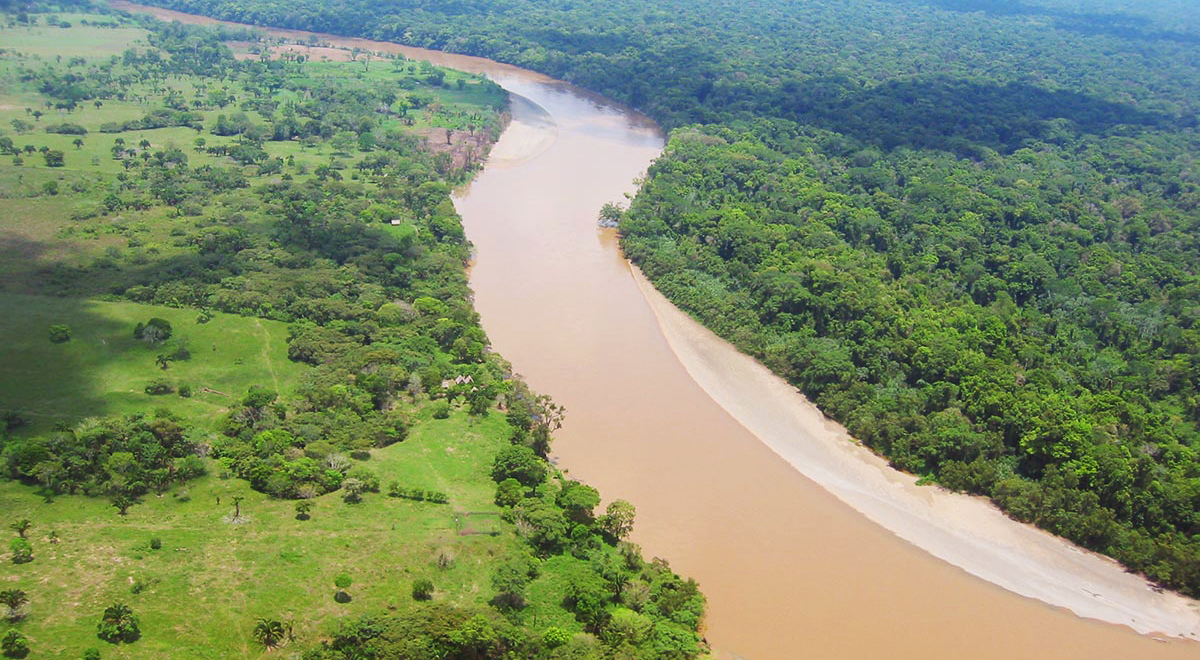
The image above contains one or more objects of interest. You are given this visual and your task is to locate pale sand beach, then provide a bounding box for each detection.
[630,265,1200,640]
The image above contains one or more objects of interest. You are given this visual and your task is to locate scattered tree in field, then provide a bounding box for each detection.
[294,500,312,520]
[111,495,136,516]
[43,149,64,167]
[231,496,245,521]
[411,578,434,601]
[0,630,29,659]
[81,648,100,660]
[9,519,31,539]
[0,589,28,622]
[133,318,173,345]
[96,603,140,643]
[252,618,290,648]
[8,539,32,564]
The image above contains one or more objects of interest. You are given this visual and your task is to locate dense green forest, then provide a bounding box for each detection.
[0,4,706,657]
[132,0,1200,598]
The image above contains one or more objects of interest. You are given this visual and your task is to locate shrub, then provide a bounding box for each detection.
[333,574,351,589]
[82,648,101,660]
[411,578,434,601]
[144,379,174,395]
[9,539,32,564]
[430,401,451,419]
[149,538,162,550]
[0,630,29,659]
[48,324,71,343]
[96,603,140,644]
[177,384,192,398]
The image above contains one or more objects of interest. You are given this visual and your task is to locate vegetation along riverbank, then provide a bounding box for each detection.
[0,4,708,657]
[137,0,1200,602]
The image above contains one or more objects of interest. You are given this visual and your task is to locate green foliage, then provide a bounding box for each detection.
[81,648,100,660]
[8,538,32,564]
[0,630,29,659]
[132,318,172,345]
[96,603,140,644]
[411,577,434,601]
[333,573,351,589]
[491,446,547,488]
[253,618,290,648]
[47,324,70,343]
[0,589,27,622]
[1,412,198,505]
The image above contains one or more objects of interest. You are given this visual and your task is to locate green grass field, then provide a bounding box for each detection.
[0,412,528,659]
[0,293,306,433]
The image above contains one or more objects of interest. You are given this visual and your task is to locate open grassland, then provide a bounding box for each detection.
[0,17,148,58]
[0,293,305,433]
[0,412,531,659]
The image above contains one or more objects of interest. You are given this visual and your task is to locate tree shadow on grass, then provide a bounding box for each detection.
[772,76,1174,155]
[0,232,166,435]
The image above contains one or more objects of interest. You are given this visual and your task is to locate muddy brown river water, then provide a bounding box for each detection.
[113,3,1200,657]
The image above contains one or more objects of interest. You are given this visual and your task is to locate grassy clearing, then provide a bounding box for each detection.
[0,19,148,58]
[0,411,531,659]
[0,293,306,433]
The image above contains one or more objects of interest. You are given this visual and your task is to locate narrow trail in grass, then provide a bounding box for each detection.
[253,319,281,394]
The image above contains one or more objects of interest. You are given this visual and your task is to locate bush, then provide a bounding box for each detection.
[430,401,451,419]
[0,630,29,659]
[334,573,351,589]
[149,538,162,550]
[96,603,140,644]
[9,538,32,564]
[45,122,88,135]
[144,379,175,395]
[177,384,192,398]
[411,578,434,601]
[48,324,71,343]
[82,648,101,660]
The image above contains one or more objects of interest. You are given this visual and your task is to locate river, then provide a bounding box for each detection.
[112,3,1200,658]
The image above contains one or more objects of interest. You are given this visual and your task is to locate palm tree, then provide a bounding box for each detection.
[97,602,140,643]
[0,589,27,622]
[9,519,30,539]
[252,618,290,648]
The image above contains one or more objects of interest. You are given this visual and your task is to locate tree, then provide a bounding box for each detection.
[598,500,636,541]
[133,318,172,345]
[412,578,434,601]
[73,138,84,149]
[0,589,28,622]
[43,150,64,167]
[252,618,290,648]
[294,500,312,520]
[0,630,28,659]
[8,539,32,564]
[110,495,136,516]
[9,519,31,539]
[490,446,546,487]
[96,603,140,643]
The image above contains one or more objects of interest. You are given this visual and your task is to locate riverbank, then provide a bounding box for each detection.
[629,264,1200,640]
[106,2,1200,657]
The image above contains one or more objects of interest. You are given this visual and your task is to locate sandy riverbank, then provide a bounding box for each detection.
[629,265,1200,640]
